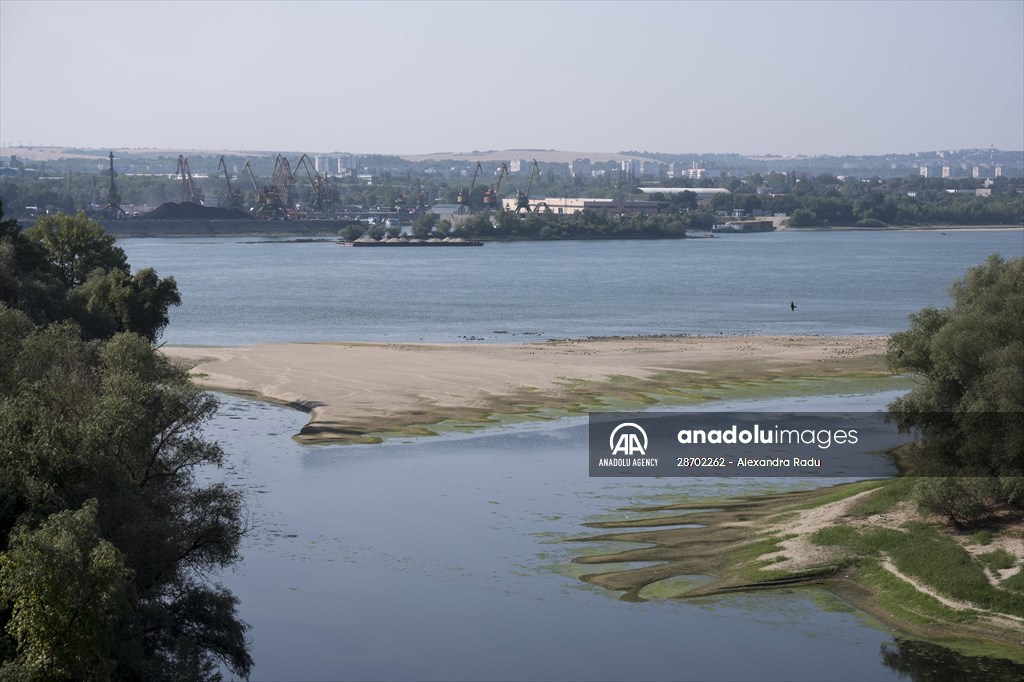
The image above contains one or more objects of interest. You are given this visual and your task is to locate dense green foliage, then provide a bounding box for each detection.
[0,206,250,678]
[772,175,1023,227]
[1,209,180,342]
[886,255,1024,526]
[345,209,713,241]
[457,210,711,239]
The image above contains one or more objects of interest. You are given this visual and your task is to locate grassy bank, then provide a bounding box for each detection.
[573,478,1024,663]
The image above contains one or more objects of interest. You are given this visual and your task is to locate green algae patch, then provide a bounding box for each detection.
[637,574,716,600]
[304,370,906,446]
[571,478,1024,663]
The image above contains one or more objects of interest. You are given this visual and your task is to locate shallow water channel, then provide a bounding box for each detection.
[202,387,1022,681]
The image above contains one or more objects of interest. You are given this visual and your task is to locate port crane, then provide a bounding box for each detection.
[245,155,292,217]
[258,154,294,216]
[240,160,260,211]
[294,154,335,212]
[102,151,126,219]
[415,179,428,213]
[457,162,483,214]
[175,155,205,205]
[512,160,539,214]
[482,163,508,210]
[241,160,258,194]
[218,156,243,210]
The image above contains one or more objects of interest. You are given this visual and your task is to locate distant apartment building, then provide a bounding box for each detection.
[569,158,592,178]
[671,161,709,180]
[941,165,951,178]
[337,154,357,176]
[509,159,525,173]
[919,165,929,178]
[639,160,661,176]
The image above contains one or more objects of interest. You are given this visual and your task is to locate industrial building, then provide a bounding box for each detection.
[500,196,665,216]
[637,187,731,197]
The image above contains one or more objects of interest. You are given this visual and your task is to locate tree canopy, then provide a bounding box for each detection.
[886,254,1024,525]
[0,205,251,678]
[0,207,180,342]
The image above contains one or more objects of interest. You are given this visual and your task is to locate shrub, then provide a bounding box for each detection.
[914,477,999,528]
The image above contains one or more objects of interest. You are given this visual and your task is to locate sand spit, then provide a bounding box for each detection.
[163,335,887,443]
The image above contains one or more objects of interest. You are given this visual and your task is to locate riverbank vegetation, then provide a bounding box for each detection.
[0,205,251,678]
[340,208,715,242]
[574,255,1024,662]
[693,173,1024,227]
[576,478,1024,662]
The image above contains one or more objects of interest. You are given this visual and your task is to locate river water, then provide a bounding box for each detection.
[120,229,1024,345]
[117,231,1023,680]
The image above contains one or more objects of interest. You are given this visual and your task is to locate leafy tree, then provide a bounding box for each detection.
[0,500,132,679]
[0,317,252,679]
[887,255,1024,525]
[68,267,181,343]
[786,209,820,228]
[0,207,252,678]
[25,213,128,289]
[339,224,365,242]
[411,211,438,238]
[662,190,698,212]
[1,207,180,341]
[1,205,67,326]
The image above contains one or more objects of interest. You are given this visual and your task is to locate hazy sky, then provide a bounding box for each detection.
[2,0,1022,156]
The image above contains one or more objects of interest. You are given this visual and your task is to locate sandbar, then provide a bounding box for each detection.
[163,335,888,443]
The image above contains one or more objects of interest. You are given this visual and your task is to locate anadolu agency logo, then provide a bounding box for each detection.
[609,422,648,456]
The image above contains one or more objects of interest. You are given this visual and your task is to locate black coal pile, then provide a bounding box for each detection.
[142,202,250,220]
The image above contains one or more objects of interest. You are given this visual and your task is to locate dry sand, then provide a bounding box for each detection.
[163,335,886,443]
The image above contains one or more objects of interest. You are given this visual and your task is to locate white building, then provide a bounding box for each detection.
[637,187,730,197]
[500,196,664,216]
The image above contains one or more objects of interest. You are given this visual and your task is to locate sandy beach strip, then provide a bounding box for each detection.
[163,335,888,443]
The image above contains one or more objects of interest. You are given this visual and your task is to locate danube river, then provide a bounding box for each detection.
[121,229,1024,345]
[118,230,1023,680]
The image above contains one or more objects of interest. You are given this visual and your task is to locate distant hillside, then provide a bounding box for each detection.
[399,150,660,164]
[0,146,660,164]
[0,146,286,162]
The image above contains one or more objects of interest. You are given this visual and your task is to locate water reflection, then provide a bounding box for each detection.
[880,638,1024,681]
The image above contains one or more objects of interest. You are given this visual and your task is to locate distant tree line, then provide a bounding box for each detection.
[341,208,716,242]
[456,210,713,239]
[701,174,1023,227]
